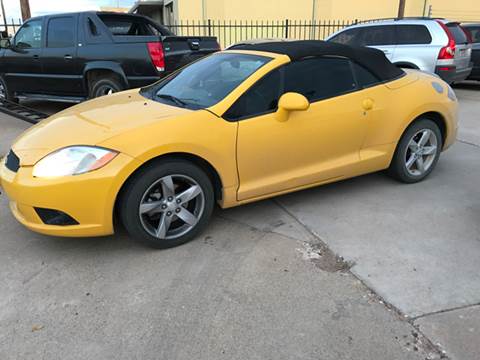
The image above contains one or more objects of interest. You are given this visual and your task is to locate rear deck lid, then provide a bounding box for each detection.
[384,69,419,89]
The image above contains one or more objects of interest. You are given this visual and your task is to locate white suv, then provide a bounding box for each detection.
[327,18,473,84]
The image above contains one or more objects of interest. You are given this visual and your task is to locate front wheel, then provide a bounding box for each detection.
[388,119,442,183]
[0,76,17,102]
[119,160,215,249]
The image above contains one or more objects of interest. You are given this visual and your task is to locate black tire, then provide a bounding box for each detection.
[388,118,442,183]
[0,76,17,102]
[89,75,123,99]
[119,159,215,249]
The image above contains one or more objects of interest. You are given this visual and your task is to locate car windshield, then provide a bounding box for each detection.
[143,53,272,110]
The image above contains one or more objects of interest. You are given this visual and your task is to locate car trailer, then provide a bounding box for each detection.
[0,98,48,124]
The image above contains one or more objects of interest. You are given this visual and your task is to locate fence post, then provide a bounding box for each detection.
[208,19,212,36]
[285,19,289,38]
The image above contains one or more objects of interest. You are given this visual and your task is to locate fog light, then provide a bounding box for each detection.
[34,208,79,226]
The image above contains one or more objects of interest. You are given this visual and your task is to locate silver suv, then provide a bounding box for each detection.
[327,18,473,84]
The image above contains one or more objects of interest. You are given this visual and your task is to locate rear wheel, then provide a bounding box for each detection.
[388,119,442,183]
[119,160,215,249]
[89,75,123,99]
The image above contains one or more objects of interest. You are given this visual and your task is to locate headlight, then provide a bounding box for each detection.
[32,146,118,178]
[447,86,457,102]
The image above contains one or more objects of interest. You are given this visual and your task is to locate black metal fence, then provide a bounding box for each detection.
[0,19,23,38]
[168,19,361,48]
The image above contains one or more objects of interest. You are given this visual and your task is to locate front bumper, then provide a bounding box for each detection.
[0,153,140,237]
[435,65,473,84]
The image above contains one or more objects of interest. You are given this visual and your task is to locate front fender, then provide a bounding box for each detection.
[98,110,240,207]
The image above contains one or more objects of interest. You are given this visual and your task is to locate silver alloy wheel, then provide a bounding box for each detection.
[404,129,438,176]
[138,174,205,240]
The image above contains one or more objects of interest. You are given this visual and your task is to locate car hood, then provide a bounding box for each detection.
[12,90,191,166]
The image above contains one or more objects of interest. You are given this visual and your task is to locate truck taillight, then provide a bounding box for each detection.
[436,20,456,60]
[147,42,165,72]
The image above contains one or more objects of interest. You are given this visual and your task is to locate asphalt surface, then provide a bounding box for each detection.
[1,84,479,359]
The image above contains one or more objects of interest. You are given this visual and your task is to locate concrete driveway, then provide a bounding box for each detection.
[1,85,479,360]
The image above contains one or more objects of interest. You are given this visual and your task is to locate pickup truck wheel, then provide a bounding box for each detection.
[90,76,123,98]
[0,77,17,103]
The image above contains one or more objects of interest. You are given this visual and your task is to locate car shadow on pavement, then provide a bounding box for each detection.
[452,81,480,91]
[20,100,73,116]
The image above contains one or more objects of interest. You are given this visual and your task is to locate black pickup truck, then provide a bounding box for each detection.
[0,11,219,102]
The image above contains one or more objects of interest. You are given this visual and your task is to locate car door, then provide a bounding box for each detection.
[41,15,83,96]
[358,25,396,61]
[230,57,370,201]
[394,24,434,71]
[3,18,44,94]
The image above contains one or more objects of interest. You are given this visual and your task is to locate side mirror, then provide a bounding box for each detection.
[0,38,11,49]
[277,92,309,122]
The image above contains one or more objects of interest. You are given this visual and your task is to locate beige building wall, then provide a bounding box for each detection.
[172,0,478,21]
[427,0,480,21]
[100,6,130,13]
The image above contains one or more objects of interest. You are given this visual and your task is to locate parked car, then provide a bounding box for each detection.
[0,41,458,248]
[462,23,480,80]
[327,18,473,84]
[0,11,219,102]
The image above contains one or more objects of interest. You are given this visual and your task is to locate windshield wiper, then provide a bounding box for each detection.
[156,94,188,107]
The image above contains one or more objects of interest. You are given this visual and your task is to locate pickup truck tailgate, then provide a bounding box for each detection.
[162,36,220,72]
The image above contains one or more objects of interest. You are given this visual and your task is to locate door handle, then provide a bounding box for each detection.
[64,55,73,60]
[362,98,374,111]
[32,54,39,60]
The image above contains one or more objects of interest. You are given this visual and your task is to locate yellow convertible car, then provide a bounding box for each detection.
[0,41,458,248]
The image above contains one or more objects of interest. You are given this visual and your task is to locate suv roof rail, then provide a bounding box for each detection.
[359,16,445,23]
[395,17,445,21]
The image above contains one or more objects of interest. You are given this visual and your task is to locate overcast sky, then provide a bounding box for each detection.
[2,0,135,21]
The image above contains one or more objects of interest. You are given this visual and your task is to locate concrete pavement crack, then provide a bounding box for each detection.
[457,139,480,148]
[271,198,450,360]
[410,302,480,322]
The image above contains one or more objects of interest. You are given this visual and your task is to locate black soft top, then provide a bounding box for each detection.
[230,40,405,81]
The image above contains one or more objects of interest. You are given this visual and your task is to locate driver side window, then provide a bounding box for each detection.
[14,20,43,49]
[224,68,282,121]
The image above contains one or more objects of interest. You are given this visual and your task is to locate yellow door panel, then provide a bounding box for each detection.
[237,91,370,201]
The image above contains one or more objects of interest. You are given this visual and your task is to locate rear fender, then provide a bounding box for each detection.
[83,62,129,91]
